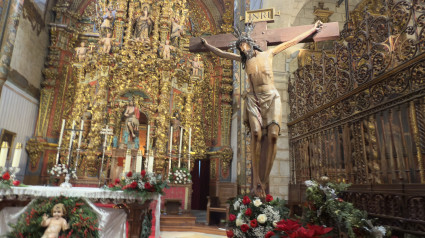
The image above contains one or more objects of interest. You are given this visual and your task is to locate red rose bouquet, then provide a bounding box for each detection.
[106,170,168,199]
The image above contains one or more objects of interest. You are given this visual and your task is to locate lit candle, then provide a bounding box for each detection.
[124,149,131,173]
[188,127,192,171]
[12,143,22,167]
[77,120,84,149]
[178,127,183,168]
[0,142,9,168]
[58,119,65,147]
[136,150,142,173]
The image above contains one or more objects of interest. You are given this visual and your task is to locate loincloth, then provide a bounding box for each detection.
[244,89,282,134]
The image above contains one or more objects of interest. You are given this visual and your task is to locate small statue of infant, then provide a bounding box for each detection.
[41,203,69,238]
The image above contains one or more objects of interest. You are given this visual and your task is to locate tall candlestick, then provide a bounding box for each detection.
[12,143,22,167]
[0,142,9,168]
[124,149,131,173]
[56,119,66,164]
[75,120,84,171]
[188,127,192,171]
[77,120,84,149]
[169,126,173,174]
[178,127,183,168]
[66,120,76,166]
[136,150,142,172]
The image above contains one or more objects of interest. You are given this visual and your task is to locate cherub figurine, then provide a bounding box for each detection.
[41,203,69,238]
[100,33,115,54]
[191,55,203,76]
[74,42,88,62]
[161,40,175,60]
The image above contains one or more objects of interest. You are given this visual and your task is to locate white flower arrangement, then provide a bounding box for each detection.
[253,199,262,207]
[227,195,284,238]
[257,214,267,224]
[48,164,78,179]
[169,168,192,184]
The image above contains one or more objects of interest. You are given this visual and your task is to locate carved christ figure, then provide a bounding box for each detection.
[201,21,322,197]
[124,100,140,138]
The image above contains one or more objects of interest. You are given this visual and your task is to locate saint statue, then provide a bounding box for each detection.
[133,7,153,43]
[100,7,115,35]
[171,17,184,39]
[124,99,140,138]
[201,21,323,197]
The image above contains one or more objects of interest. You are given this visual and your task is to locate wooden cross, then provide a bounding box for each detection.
[190,21,340,52]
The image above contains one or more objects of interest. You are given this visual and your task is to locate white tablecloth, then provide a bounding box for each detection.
[0,186,161,238]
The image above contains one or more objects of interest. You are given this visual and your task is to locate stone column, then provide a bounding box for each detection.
[0,0,24,97]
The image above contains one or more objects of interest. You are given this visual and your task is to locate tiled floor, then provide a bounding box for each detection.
[160,231,226,238]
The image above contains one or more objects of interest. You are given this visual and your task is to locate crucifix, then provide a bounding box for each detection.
[190,15,339,197]
[99,125,114,185]
[189,21,339,52]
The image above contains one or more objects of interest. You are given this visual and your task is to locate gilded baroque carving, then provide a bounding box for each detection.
[36,88,54,137]
[26,138,44,169]
[220,147,233,175]
[290,3,425,234]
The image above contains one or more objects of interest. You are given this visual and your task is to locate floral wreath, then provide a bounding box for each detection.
[6,196,99,238]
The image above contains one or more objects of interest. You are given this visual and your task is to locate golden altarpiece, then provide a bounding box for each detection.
[24,0,234,191]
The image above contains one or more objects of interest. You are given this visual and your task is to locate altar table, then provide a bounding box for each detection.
[0,186,161,238]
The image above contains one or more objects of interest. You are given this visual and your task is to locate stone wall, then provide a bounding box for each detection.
[10,12,49,90]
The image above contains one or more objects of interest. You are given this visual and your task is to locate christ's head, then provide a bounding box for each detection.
[236,40,262,68]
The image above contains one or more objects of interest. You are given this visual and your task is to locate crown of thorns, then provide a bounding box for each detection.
[228,23,260,50]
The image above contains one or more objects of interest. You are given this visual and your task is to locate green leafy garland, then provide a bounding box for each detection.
[302,178,389,238]
[6,196,99,238]
[140,210,152,238]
